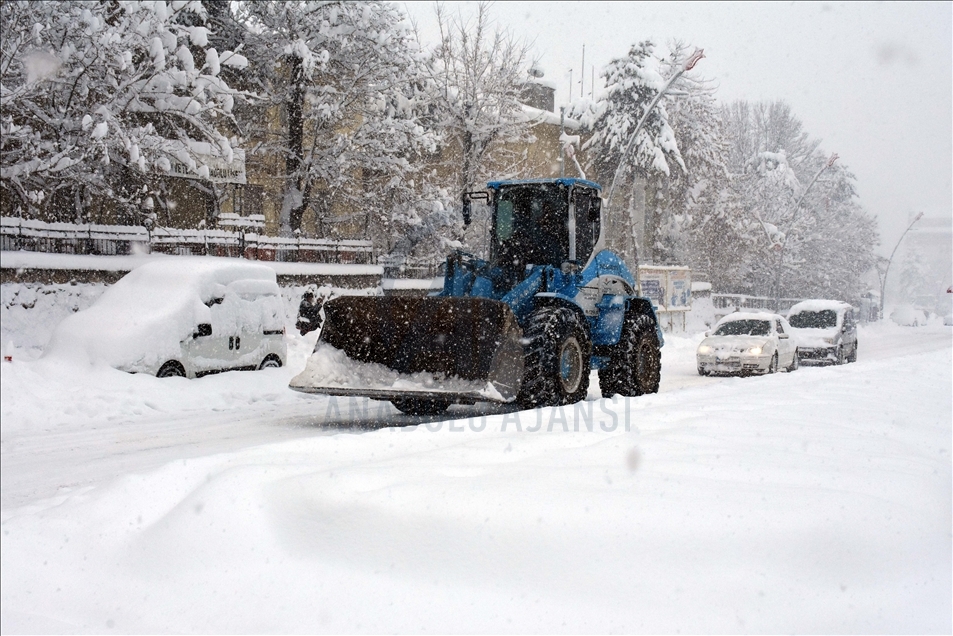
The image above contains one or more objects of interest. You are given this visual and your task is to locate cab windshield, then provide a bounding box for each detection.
[492,184,568,270]
[789,310,838,329]
[714,320,771,336]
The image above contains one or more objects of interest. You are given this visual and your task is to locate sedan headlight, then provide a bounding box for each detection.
[745,346,763,355]
[823,337,836,345]
[697,345,712,354]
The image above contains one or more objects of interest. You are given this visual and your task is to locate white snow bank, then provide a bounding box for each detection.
[44,258,276,371]
[1,283,107,358]
[1,328,949,633]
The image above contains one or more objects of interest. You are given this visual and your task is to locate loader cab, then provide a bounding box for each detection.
[487,178,603,279]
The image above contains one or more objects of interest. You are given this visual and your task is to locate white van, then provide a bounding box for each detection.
[46,258,287,378]
[787,299,858,365]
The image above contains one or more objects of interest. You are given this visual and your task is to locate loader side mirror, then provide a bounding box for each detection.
[462,191,489,226]
[589,198,601,222]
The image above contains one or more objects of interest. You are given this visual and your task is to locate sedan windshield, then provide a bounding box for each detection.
[714,320,771,336]
[789,310,837,329]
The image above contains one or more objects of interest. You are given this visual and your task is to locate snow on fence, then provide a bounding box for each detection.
[0,217,374,265]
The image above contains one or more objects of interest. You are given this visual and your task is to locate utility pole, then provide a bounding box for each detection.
[580,45,585,98]
[879,212,923,320]
[559,106,566,178]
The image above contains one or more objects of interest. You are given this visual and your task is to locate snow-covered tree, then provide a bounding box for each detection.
[719,100,878,300]
[424,1,535,192]
[231,1,437,244]
[650,42,751,279]
[0,1,244,225]
[577,40,685,265]
[415,1,537,258]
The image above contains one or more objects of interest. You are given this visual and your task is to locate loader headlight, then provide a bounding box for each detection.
[745,346,762,355]
[697,345,712,354]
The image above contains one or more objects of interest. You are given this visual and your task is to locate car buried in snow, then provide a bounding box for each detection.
[787,300,858,364]
[696,312,799,376]
[45,258,287,378]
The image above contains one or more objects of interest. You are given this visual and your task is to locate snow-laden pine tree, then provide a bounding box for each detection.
[579,40,684,266]
[232,0,437,246]
[0,1,244,225]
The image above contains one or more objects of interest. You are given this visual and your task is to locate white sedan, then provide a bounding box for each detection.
[697,312,799,376]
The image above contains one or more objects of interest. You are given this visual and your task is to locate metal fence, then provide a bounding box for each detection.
[0,217,374,264]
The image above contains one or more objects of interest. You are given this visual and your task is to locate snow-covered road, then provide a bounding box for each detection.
[2,322,951,632]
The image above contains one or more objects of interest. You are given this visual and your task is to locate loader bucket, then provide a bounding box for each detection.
[289,296,525,403]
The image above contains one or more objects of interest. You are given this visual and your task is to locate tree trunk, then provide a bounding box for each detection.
[285,54,305,235]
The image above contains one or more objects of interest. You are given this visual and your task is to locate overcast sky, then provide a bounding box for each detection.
[401,1,952,256]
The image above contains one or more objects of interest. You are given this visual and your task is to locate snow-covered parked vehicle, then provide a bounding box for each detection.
[889,304,928,327]
[45,258,287,378]
[787,300,858,364]
[696,312,798,376]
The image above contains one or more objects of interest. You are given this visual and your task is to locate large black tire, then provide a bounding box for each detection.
[157,361,186,378]
[599,314,661,398]
[847,342,858,363]
[767,352,779,374]
[518,306,592,408]
[391,398,450,416]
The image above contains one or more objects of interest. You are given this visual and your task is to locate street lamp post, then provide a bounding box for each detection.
[879,212,924,320]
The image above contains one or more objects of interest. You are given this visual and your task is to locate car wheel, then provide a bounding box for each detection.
[847,342,857,363]
[697,365,708,376]
[258,355,282,370]
[835,345,846,365]
[391,398,450,416]
[787,349,799,372]
[768,352,778,374]
[157,361,186,378]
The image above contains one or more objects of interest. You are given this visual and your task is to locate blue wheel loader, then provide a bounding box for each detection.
[289,178,663,415]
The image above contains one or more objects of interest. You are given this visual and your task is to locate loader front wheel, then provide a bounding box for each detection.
[600,313,661,398]
[391,398,450,416]
[518,306,591,408]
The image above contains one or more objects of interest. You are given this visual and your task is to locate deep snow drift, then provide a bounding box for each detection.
[1,317,951,633]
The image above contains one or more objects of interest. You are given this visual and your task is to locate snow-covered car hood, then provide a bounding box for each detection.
[44,257,277,371]
[699,335,772,352]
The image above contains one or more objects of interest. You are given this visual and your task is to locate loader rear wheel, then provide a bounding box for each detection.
[391,398,450,416]
[599,314,661,398]
[517,306,591,408]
